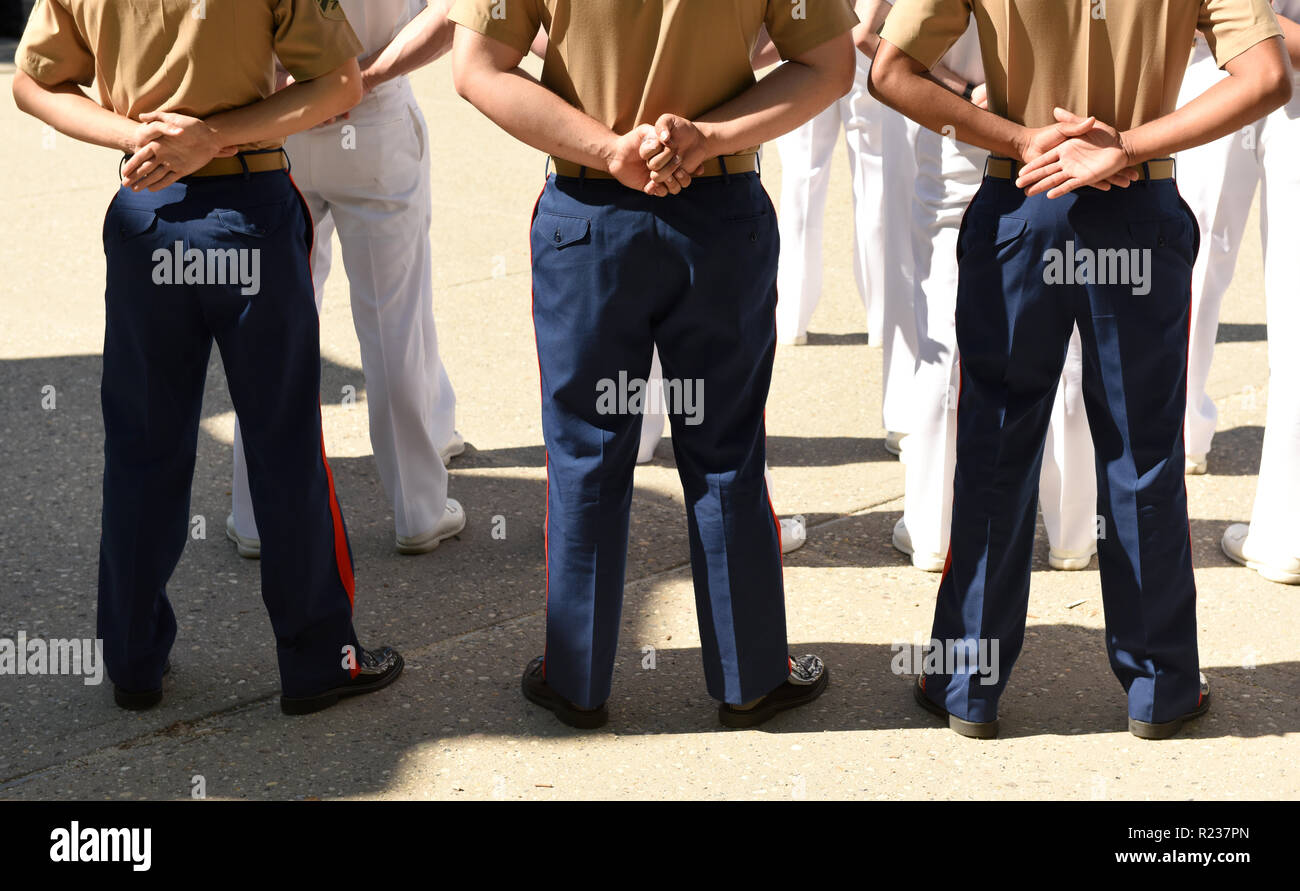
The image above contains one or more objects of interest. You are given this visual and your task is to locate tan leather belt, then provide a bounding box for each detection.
[551,152,758,180]
[985,156,1175,181]
[190,150,289,178]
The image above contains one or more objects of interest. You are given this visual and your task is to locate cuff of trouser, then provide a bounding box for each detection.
[926,673,1001,724]
[712,656,793,707]
[275,611,360,698]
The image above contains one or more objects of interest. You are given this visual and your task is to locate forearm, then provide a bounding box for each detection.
[870,46,1024,157]
[205,61,363,149]
[456,63,618,170]
[361,0,456,92]
[12,73,141,153]
[929,62,970,94]
[855,0,891,59]
[1123,37,1292,163]
[700,35,856,156]
[1279,15,1300,69]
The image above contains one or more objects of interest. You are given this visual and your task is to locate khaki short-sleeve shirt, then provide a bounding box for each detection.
[448,0,858,137]
[880,0,1283,129]
[18,0,364,150]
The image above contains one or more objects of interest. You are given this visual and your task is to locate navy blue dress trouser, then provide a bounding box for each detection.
[921,176,1203,725]
[530,172,790,709]
[98,170,360,698]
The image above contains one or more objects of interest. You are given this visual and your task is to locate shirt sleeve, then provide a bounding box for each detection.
[879,0,973,71]
[448,0,543,56]
[765,0,859,60]
[16,0,96,87]
[273,0,366,83]
[1199,0,1284,67]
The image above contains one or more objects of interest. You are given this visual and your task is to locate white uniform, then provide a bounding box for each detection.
[1178,5,1300,562]
[898,24,1098,565]
[773,53,887,345]
[878,104,921,438]
[232,0,457,542]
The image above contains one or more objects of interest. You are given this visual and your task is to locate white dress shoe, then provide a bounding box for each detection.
[779,516,807,555]
[440,431,466,464]
[396,498,466,555]
[1048,543,1097,571]
[1221,523,1300,585]
[778,333,808,346]
[225,514,261,560]
[884,431,909,458]
[891,518,946,572]
[1185,452,1208,475]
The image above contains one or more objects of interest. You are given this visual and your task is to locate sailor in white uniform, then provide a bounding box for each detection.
[1178,0,1300,584]
[227,0,466,558]
[771,0,887,348]
[228,0,467,556]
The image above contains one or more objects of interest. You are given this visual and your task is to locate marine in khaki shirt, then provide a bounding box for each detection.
[450,3,855,727]
[18,0,363,151]
[868,1,1292,741]
[11,2,406,714]
[448,0,859,156]
[879,0,1282,131]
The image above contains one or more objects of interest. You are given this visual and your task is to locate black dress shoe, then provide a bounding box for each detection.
[113,660,171,711]
[521,656,608,729]
[913,676,999,739]
[280,646,404,715]
[718,654,829,728]
[1129,674,1211,740]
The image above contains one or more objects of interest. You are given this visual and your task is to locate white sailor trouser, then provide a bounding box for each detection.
[773,56,886,345]
[232,78,455,540]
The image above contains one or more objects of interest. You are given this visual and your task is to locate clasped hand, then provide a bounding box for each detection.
[121,112,233,192]
[608,113,714,198]
[1015,107,1140,198]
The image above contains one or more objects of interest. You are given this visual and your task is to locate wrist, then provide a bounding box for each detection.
[201,119,228,156]
[360,66,386,95]
[1118,129,1142,166]
[597,132,621,172]
[1011,125,1031,162]
[697,121,724,159]
[119,123,141,155]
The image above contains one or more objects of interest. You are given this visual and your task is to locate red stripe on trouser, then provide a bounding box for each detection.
[319,427,358,680]
[528,181,549,680]
[319,428,355,609]
[290,168,357,677]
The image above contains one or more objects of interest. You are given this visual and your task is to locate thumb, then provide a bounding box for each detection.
[1054,108,1095,137]
[656,115,681,148]
[635,124,660,160]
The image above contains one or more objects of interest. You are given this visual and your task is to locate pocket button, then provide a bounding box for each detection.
[554,230,562,242]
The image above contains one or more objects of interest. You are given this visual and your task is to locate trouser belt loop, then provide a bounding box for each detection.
[719,154,730,183]
[579,165,587,188]
[238,153,251,180]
